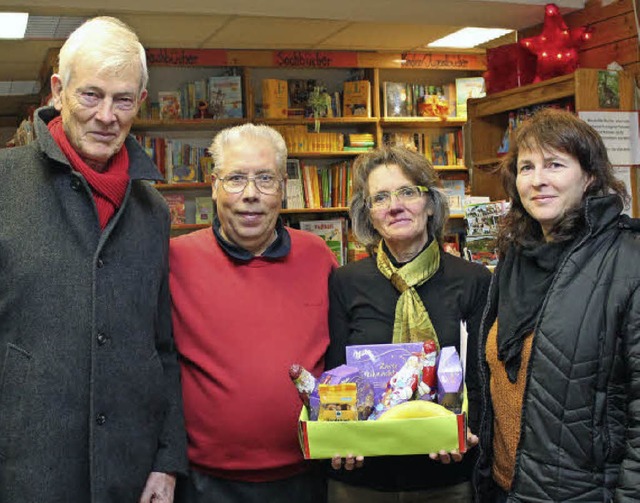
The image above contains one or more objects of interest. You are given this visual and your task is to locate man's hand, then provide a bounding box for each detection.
[428,429,479,464]
[139,472,176,503]
[331,454,364,471]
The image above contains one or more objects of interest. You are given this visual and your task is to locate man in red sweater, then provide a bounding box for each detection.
[170,124,337,503]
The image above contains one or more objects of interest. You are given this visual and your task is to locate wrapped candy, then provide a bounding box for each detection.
[416,339,438,401]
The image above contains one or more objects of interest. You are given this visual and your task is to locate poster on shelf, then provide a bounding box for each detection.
[578,111,640,166]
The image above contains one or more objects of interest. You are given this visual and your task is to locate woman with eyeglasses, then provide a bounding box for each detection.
[325,146,491,502]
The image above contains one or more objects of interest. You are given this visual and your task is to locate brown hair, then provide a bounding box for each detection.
[497,108,628,253]
[349,146,449,247]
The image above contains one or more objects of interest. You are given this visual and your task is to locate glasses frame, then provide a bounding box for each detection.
[366,185,429,210]
[216,173,284,196]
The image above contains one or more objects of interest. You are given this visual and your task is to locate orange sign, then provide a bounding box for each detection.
[401,52,485,70]
[146,49,228,66]
[274,51,358,68]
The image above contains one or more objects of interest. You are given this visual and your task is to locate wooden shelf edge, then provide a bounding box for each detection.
[281,207,349,214]
[155,182,211,190]
[380,117,466,127]
[435,165,467,172]
[258,117,378,126]
[171,223,210,230]
[134,118,246,131]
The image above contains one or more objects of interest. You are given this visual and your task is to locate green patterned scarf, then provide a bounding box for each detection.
[376,239,441,346]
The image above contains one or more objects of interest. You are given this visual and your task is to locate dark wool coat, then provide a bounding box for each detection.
[0,107,187,503]
[474,195,640,502]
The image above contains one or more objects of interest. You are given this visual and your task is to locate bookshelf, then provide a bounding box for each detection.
[466,68,636,201]
[132,49,483,246]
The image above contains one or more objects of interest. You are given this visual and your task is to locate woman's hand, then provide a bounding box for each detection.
[330,454,364,471]
[428,429,478,464]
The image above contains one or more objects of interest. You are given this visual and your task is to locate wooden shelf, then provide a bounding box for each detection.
[434,165,468,172]
[288,151,369,157]
[133,118,246,131]
[171,223,210,231]
[281,207,349,214]
[380,117,466,128]
[154,182,210,190]
[258,117,378,126]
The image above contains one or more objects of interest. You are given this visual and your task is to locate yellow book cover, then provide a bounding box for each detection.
[343,80,371,117]
[262,79,288,118]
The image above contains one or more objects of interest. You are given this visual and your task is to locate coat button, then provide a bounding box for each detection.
[70,178,81,191]
[97,332,108,346]
[96,258,104,268]
[96,413,107,425]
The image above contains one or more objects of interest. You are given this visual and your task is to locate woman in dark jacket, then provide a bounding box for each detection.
[474,108,640,502]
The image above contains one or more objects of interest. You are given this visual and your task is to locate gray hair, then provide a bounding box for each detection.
[350,146,449,247]
[209,123,288,176]
[58,16,148,96]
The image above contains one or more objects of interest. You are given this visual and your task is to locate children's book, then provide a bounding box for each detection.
[343,80,371,118]
[299,218,347,265]
[455,77,485,120]
[285,159,305,209]
[163,194,186,224]
[441,179,466,217]
[383,82,409,117]
[195,197,214,225]
[158,91,181,120]
[262,79,288,118]
[208,76,243,118]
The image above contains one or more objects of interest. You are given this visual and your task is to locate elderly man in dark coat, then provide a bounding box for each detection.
[0,17,187,503]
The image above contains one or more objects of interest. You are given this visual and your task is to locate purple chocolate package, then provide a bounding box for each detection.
[436,346,464,413]
[345,343,424,405]
[310,364,374,420]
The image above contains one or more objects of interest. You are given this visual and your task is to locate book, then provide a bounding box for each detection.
[262,79,288,118]
[158,91,181,120]
[383,82,409,117]
[287,79,316,117]
[208,76,243,118]
[343,80,371,118]
[195,197,214,225]
[441,179,466,217]
[163,194,186,224]
[299,218,347,265]
[455,77,485,120]
[285,159,305,209]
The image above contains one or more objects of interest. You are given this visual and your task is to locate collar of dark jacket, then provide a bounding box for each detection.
[582,194,624,238]
[34,105,163,183]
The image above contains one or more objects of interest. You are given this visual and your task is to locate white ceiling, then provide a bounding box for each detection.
[0,0,584,123]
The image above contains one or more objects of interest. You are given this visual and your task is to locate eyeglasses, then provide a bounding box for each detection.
[216,173,283,195]
[366,185,429,210]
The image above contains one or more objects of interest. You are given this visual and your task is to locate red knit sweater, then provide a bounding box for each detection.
[169,227,336,482]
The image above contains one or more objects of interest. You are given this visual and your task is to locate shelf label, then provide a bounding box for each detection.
[274,50,358,68]
[146,49,228,66]
[401,53,485,70]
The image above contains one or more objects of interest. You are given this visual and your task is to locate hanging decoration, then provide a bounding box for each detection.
[519,3,593,82]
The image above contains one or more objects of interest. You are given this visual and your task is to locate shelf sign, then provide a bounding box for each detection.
[274,51,358,68]
[146,49,228,67]
[401,53,485,70]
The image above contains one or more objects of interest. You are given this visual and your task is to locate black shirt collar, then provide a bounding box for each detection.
[212,216,291,261]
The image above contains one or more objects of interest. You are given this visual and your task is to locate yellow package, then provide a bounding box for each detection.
[318,383,358,421]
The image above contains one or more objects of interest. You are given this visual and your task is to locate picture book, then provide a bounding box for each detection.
[383,81,409,117]
[455,77,485,120]
[262,79,288,118]
[199,156,214,183]
[158,91,181,120]
[464,200,509,268]
[195,197,214,225]
[287,78,316,117]
[441,179,466,217]
[343,80,371,118]
[163,194,186,225]
[208,76,243,118]
[299,218,347,265]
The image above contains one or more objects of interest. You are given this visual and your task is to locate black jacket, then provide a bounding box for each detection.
[474,195,640,502]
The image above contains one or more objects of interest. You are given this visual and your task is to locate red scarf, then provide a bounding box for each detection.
[48,116,130,230]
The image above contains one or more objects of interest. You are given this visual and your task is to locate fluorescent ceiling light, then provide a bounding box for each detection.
[0,12,29,39]
[0,81,41,96]
[428,27,513,48]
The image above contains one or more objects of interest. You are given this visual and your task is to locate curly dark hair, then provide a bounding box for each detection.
[349,146,449,247]
[497,108,628,254]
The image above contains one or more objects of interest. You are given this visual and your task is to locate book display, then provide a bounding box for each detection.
[129,49,485,255]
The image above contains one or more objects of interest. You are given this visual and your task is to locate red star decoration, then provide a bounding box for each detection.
[520,3,593,82]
